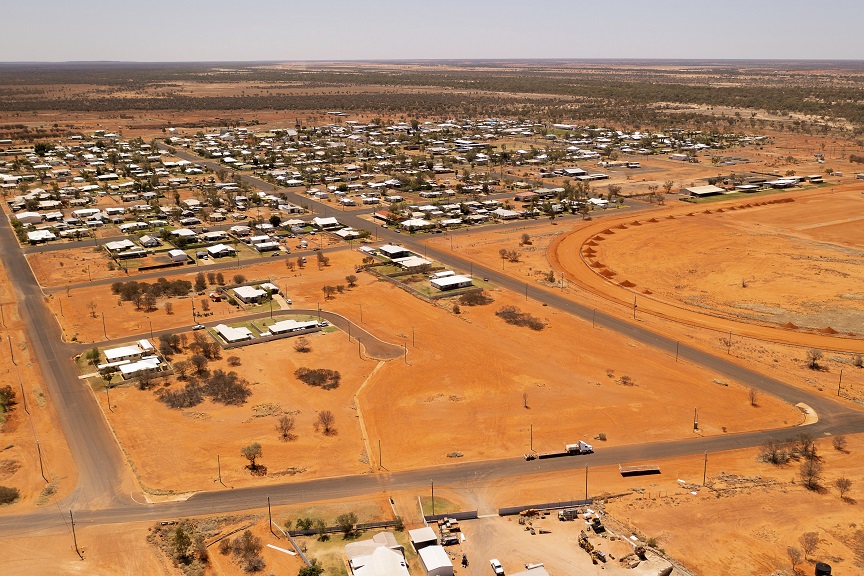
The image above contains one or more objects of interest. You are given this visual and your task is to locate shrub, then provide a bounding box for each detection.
[294,337,311,353]
[0,485,20,505]
[459,290,493,306]
[159,383,204,409]
[495,305,545,330]
[295,367,341,390]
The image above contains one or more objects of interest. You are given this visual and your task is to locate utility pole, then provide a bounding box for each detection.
[149,318,153,339]
[105,385,112,412]
[431,481,435,516]
[412,326,415,347]
[703,451,708,486]
[632,295,637,320]
[70,510,83,559]
[675,341,679,363]
[838,368,844,396]
[378,439,382,469]
[268,496,275,535]
[19,375,29,414]
[36,440,47,483]
[217,455,223,486]
[693,408,699,431]
[592,309,596,328]
[585,464,589,500]
[101,312,107,339]
[359,304,363,323]
[529,424,533,452]
[525,283,528,301]
[9,335,15,365]
[727,330,732,354]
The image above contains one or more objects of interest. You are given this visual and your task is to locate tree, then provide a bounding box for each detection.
[345,274,357,288]
[662,180,675,194]
[277,416,296,441]
[296,256,306,269]
[286,260,296,272]
[298,565,324,576]
[800,458,823,491]
[520,233,532,246]
[216,272,225,285]
[748,388,758,407]
[190,354,208,375]
[173,360,190,380]
[207,272,216,284]
[759,438,790,465]
[85,347,101,365]
[241,442,262,471]
[832,434,848,452]
[233,274,246,285]
[173,525,192,563]
[87,301,98,318]
[200,298,210,312]
[164,301,174,315]
[316,410,336,435]
[335,512,358,536]
[322,285,336,300]
[294,337,311,353]
[799,532,819,561]
[835,476,853,500]
[787,546,802,574]
[195,272,207,292]
[227,355,241,367]
[0,385,17,413]
[806,348,823,370]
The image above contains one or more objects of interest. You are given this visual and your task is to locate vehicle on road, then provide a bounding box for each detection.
[490,559,504,575]
[193,324,205,330]
[317,320,329,327]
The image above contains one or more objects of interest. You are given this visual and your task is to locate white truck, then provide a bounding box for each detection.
[565,441,594,454]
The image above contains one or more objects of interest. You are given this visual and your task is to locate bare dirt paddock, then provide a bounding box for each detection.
[549,188,864,352]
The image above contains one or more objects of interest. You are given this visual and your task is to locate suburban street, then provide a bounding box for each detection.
[1,146,862,540]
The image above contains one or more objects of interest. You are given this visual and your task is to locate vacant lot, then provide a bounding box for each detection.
[576,188,864,335]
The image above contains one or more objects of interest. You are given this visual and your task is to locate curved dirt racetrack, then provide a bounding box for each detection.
[549,188,864,354]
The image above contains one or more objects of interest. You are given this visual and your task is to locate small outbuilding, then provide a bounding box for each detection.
[684,185,725,197]
[417,545,453,576]
[408,526,438,551]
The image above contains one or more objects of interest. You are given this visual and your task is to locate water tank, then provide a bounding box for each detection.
[815,562,831,576]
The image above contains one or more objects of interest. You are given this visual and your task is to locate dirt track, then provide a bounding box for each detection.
[549,187,864,354]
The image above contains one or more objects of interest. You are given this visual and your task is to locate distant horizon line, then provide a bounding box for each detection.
[2,57,864,65]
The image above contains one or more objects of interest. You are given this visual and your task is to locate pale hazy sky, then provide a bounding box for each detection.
[4,0,862,62]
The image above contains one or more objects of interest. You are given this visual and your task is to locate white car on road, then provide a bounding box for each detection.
[490,559,504,575]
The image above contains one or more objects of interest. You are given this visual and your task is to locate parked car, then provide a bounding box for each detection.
[490,559,504,575]
[193,324,205,331]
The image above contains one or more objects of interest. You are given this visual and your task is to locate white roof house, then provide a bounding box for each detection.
[15,211,43,225]
[430,275,473,291]
[418,546,454,576]
[104,344,146,362]
[349,546,410,576]
[233,286,267,303]
[206,244,236,258]
[312,216,341,229]
[392,256,432,269]
[105,239,136,253]
[400,218,434,231]
[214,324,254,343]
[269,319,318,334]
[27,230,56,243]
[119,356,161,379]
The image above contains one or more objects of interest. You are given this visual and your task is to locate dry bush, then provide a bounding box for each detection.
[459,290,493,306]
[294,337,311,353]
[495,306,544,331]
[295,367,341,390]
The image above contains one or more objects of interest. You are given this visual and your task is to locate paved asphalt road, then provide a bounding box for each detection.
[1,146,862,536]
